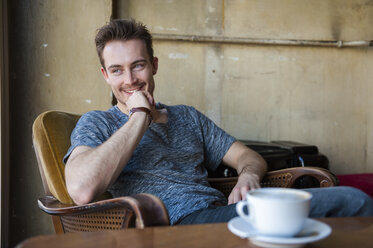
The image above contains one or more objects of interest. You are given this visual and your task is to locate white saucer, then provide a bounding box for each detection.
[228,217,332,248]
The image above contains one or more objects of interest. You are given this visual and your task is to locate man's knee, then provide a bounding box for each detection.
[335,186,373,216]
[306,186,373,217]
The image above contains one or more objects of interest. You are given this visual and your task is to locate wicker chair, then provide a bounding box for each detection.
[33,111,170,233]
[208,166,338,198]
[33,110,338,234]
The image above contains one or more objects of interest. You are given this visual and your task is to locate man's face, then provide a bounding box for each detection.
[101,39,158,112]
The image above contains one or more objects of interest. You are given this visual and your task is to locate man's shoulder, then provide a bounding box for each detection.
[164,103,197,114]
[78,106,122,126]
[161,104,205,124]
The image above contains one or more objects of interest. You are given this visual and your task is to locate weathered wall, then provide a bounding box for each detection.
[117,0,373,174]
[8,0,111,246]
[6,0,373,246]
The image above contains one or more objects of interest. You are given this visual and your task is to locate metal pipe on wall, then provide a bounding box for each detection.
[152,33,372,48]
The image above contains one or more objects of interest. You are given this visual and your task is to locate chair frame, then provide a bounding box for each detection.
[38,193,170,232]
[208,166,338,198]
[33,110,338,234]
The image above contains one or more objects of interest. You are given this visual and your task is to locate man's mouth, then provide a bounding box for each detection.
[126,89,139,93]
[123,84,145,94]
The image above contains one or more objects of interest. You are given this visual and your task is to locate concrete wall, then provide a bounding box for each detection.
[6,0,373,246]
[117,0,373,174]
[8,0,111,246]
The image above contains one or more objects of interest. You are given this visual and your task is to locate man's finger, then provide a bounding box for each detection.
[234,187,242,203]
[141,90,155,106]
[240,185,249,200]
[228,193,233,205]
[228,190,236,205]
[229,187,242,204]
[252,181,261,189]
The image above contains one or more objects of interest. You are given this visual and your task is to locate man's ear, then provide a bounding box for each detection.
[152,57,158,75]
[101,67,109,83]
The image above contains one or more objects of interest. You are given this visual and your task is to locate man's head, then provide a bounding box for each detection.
[95,19,158,113]
[95,19,154,70]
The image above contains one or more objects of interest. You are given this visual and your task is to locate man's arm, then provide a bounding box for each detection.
[221,141,267,204]
[65,91,157,205]
[65,111,150,205]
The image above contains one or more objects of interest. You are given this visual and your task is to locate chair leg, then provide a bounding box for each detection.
[52,216,65,234]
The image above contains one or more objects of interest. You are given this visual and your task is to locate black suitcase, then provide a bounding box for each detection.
[210,140,329,179]
[243,140,329,171]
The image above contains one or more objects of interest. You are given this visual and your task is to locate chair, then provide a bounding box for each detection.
[33,111,170,233]
[32,110,338,234]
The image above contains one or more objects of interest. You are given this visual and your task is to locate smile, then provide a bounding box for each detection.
[123,84,146,94]
[126,89,139,93]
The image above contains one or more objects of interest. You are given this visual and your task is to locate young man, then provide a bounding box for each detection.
[64,19,373,225]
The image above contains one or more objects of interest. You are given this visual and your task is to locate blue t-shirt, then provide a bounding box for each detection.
[64,103,236,224]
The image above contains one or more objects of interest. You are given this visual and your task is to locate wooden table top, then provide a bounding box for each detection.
[17,217,373,248]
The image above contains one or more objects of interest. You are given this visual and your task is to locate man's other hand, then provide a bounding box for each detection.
[228,173,260,204]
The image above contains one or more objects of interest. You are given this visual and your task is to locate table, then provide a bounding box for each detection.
[17,217,373,248]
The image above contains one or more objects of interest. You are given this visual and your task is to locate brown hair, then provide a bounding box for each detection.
[95,19,154,69]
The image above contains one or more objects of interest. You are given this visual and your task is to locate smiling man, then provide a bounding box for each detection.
[64,19,373,225]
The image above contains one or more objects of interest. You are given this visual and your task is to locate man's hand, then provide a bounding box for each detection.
[126,90,168,124]
[228,172,260,204]
[222,141,267,205]
[126,90,154,111]
[126,90,162,121]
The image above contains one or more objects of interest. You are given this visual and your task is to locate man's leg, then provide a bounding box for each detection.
[304,186,373,217]
[178,186,373,225]
[178,203,238,225]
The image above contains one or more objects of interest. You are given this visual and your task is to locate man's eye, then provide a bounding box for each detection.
[133,64,145,70]
[111,69,122,75]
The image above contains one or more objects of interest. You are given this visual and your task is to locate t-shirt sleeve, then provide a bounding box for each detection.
[63,111,115,164]
[190,107,236,171]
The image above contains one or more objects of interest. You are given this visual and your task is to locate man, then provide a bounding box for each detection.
[64,19,372,225]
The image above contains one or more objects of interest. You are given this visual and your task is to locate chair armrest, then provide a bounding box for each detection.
[263,166,338,188]
[208,177,238,199]
[38,193,169,229]
[208,167,338,198]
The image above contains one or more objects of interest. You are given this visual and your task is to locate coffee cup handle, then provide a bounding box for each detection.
[236,200,252,223]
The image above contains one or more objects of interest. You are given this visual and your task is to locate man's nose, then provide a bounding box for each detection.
[124,71,137,85]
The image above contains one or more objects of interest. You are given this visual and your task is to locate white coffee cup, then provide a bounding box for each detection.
[236,188,312,237]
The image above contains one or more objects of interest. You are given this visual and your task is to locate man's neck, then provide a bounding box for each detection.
[117,103,129,115]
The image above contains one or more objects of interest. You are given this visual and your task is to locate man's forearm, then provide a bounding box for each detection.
[236,149,267,183]
[65,112,150,205]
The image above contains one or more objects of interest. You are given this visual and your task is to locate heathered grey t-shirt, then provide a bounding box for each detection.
[64,103,236,224]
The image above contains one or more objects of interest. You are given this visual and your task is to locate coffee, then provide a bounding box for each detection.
[251,190,308,200]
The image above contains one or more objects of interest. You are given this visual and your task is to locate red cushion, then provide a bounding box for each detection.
[337,174,373,198]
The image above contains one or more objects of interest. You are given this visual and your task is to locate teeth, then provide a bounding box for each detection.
[127,89,139,93]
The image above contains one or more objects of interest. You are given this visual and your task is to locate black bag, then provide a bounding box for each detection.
[210,140,329,178]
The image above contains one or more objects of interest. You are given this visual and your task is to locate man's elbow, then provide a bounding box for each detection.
[66,182,95,205]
